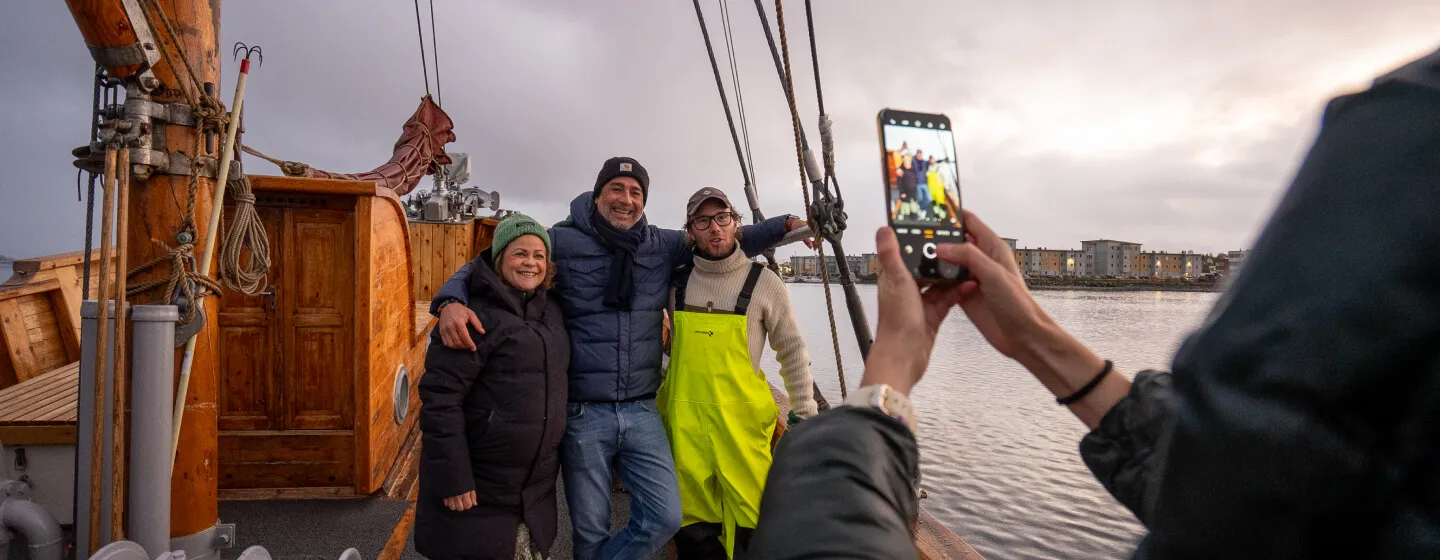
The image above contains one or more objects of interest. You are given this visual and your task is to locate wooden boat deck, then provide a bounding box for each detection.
[0,360,79,444]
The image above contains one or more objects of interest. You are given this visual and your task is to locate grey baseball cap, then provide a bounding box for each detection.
[686,187,735,218]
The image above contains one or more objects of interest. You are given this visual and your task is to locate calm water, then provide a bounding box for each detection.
[759,284,1220,560]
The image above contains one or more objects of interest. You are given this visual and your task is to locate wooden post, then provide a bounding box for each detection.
[90,147,116,554]
[111,148,130,541]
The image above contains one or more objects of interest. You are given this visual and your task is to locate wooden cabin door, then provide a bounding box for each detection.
[217,207,283,431]
[278,208,353,430]
[218,197,355,488]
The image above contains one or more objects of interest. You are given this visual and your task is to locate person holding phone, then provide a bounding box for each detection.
[427,157,811,560]
[754,48,1440,558]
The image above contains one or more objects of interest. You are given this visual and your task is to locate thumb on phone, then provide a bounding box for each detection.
[936,242,1009,284]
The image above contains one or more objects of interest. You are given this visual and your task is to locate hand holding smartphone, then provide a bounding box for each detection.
[878,109,967,283]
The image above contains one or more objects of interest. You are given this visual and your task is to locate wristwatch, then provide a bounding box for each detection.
[436,298,462,311]
[843,384,917,434]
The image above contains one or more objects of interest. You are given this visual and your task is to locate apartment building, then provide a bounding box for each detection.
[789,254,868,277]
[1137,251,1205,278]
[1081,239,1143,277]
[1227,250,1249,277]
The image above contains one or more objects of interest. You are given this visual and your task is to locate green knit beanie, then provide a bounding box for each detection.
[491,214,552,259]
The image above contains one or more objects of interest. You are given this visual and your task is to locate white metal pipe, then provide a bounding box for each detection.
[129,305,179,557]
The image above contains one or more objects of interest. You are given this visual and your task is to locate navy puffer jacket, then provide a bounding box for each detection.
[432,192,789,402]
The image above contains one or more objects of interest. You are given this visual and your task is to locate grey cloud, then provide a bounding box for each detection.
[2,0,1437,265]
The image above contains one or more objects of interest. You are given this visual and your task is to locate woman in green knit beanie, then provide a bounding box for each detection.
[490,213,554,290]
[416,212,567,560]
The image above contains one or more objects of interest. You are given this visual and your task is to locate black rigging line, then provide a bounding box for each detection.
[803,0,825,117]
[413,0,432,98]
[720,0,759,195]
[802,0,844,203]
[692,0,760,220]
[428,0,442,107]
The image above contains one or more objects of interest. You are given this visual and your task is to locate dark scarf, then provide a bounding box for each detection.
[589,210,644,311]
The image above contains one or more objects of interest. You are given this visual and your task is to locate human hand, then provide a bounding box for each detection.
[937,210,1122,428]
[439,303,484,351]
[785,216,820,249]
[443,490,477,511]
[662,309,672,348]
[932,211,1049,359]
[861,227,965,396]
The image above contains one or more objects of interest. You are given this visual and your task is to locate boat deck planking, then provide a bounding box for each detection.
[0,360,79,444]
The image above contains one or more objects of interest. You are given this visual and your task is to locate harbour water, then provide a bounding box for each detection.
[760,283,1221,559]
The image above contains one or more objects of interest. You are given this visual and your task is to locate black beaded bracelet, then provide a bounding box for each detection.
[1056,360,1114,406]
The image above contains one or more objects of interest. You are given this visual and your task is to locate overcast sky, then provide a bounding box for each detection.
[2,1,1437,263]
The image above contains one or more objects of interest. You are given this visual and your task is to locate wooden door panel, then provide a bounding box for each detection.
[218,207,282,431]
[289,328,348,429]
[281,208,353,431]
[218,326,272,430]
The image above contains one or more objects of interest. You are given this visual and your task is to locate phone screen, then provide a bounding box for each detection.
[879,109,966,281]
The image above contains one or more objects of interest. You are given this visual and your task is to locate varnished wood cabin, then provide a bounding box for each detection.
[0,174,499,497]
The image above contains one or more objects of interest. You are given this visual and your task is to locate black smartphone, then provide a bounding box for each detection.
[878,108,967,283]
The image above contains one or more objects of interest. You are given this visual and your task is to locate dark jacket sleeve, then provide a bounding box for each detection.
[429,260,474,316]
[1082,80,1440,559]
[749,407,920,560]
[738,215,790,258]
[418,329,487,499]
[1080,369,1175,525]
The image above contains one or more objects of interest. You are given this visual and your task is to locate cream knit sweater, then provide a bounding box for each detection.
[668,247,818,418]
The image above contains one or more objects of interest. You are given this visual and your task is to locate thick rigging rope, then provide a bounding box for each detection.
[413,0,432,98]
[771,0,848,398]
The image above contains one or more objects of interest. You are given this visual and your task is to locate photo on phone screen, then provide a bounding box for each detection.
[878,109,966,281]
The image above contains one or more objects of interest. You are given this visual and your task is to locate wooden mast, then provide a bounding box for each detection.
[64,0,222,545]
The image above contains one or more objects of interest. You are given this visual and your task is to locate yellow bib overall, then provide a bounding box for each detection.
[658,264,778,558]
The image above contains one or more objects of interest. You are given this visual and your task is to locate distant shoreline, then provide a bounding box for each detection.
[785,277,1223,293]
[1028,283,1221,293]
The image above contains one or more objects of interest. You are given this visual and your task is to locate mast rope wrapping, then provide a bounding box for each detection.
[772,0,848,397]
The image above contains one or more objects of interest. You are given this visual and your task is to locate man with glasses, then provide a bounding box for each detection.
[660,187,817,559]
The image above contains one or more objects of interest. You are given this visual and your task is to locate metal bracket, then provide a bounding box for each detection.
[169,521,236,560]
[127,97,195,127]
[89,43,150,68]
[161,152,219,179]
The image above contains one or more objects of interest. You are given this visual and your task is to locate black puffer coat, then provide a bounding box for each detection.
[1080,49,1440,559]
[416,249,569,560]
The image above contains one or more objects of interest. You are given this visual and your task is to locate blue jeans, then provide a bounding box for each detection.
[561,400,683,560]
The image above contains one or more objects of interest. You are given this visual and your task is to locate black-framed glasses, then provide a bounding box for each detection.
[689,212,736,230]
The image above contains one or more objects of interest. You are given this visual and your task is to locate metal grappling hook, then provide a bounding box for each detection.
[233,42,263,69]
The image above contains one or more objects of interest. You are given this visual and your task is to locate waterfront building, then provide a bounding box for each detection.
[1081,239,1143,277]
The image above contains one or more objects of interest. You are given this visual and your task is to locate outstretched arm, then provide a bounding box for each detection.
[738,215,796,258]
